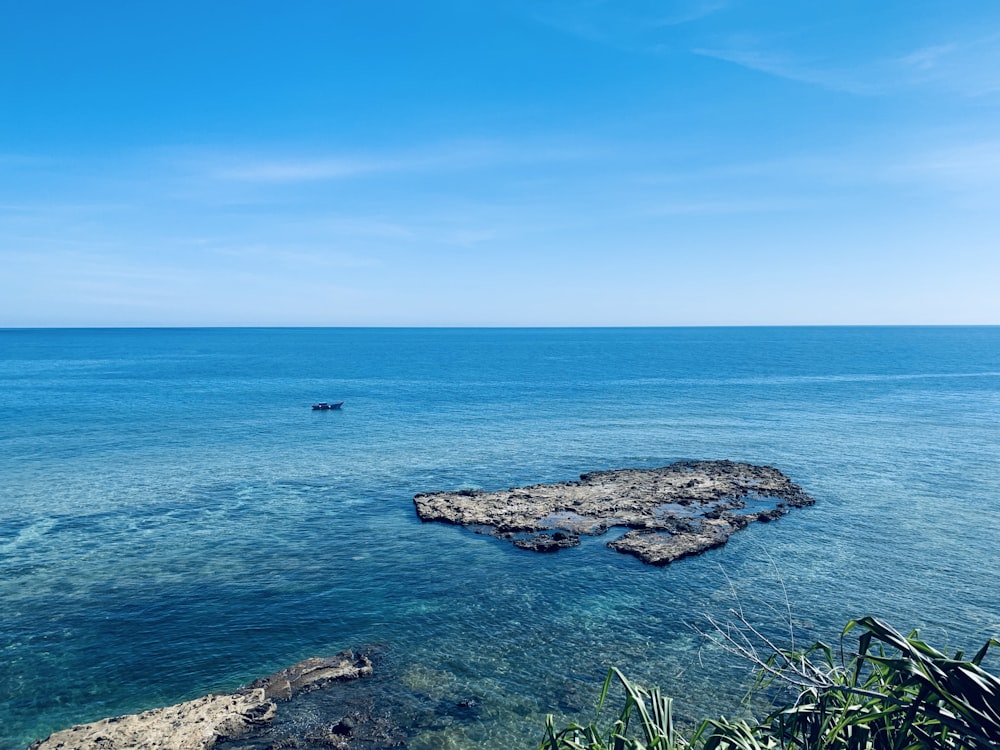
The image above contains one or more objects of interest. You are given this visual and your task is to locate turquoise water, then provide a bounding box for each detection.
[1,327,998,749]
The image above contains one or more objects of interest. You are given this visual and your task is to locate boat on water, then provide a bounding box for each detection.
[311,401,344,410]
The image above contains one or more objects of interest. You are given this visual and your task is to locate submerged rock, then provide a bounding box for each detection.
[414,460,813,566]
[245,653,373,702]
[510,530,581,552]
[28,651,373,750]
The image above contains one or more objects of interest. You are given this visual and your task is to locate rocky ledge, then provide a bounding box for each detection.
[29,650,374,750]
[414,460,813,566]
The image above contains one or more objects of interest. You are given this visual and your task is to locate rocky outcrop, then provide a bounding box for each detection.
[28,651,373,750]
[244,653,373,702]
[414,460,813,566]
[27,692,277,750]
[608,518,736,566]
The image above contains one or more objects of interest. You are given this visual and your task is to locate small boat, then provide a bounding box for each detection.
[311,401,344,410]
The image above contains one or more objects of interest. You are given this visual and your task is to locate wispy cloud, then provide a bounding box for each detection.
[209,242,384,270]
[524,0,727,52]
[186,139,598,186]
[0,201,133,219]
[628,132,1000,217]
[693,45,882,95]
[0,153,55,168]
[696,30,1000,98]
[898,44,957,72]
[315,217,415,241]
[211,157,392,183]
[648,196,815,216]
[442,228,499,246]
[893,34,1000,96]
[887,139,1000,191]
[0,246,199,287]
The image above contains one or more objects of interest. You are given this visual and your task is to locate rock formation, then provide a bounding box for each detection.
[414,460,813,566]
[29,651,373,750]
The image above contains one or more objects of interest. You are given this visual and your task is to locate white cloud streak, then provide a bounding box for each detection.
[523,0,727,52]
[893,34,1000,96]
[693,46,881,95]
[887,140,1000,191]
[189,139,599,186]
[696,30,1000,98]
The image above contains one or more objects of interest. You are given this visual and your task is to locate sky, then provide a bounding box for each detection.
[2,1,999,326]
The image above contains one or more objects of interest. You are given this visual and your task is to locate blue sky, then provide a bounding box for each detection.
[2,1,999,326]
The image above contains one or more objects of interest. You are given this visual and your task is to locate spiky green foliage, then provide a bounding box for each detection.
[540,667,689,750]
[540,617,1000,750]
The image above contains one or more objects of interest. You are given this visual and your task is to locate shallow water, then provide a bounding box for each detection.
[1,327,999,748]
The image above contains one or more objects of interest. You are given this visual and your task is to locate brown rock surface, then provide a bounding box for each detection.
[27,692,276,750]
[608,518,735,566]
[414,460,813,566]
[28,651,372,750]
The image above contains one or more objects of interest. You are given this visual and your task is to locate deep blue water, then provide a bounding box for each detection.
[1,327,998,749]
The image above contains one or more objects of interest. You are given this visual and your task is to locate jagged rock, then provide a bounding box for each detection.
[27,691,277,750]
[414,460,813,567]
[245,652,372,702]
[607,518,736,566]
[28,651,372,750]
[511,531,581,552]
[754,507,788,523]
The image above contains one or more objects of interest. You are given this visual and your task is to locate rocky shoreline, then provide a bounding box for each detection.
[414,460,814,566]
[29,651,380,750]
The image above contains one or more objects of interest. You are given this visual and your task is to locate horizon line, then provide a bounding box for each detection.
[3,323,999,331]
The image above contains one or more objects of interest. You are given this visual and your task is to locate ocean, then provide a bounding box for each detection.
[1,327,998,749]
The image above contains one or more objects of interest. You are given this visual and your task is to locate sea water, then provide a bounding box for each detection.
[1,327,998,749]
